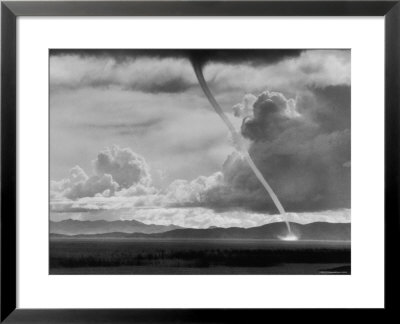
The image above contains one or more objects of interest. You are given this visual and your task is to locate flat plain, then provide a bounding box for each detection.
[50,238,350,275]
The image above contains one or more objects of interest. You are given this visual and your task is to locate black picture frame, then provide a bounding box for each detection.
[1,1,399,322]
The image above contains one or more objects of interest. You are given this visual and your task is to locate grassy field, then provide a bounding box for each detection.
[49,238,350,275]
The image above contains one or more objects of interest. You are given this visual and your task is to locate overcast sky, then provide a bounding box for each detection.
[50,49,351,227]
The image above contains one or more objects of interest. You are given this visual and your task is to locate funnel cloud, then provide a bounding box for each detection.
[191,59,293,235]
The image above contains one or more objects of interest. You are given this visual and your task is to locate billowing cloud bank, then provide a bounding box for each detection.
[51,146,155,200]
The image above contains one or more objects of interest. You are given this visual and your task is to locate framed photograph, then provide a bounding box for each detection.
[1,0,399,322]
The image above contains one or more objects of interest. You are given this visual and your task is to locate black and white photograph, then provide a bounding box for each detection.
[49,49,351,275]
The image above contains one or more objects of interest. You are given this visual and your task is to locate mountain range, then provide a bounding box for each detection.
[50,220,350,241]
[50,219,182,235]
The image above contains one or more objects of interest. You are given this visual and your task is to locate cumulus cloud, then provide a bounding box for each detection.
[50,166,119,200]
[240,91,300,141]
[51,146,155,199]
[209,88,350,213]
[219,130,351,212]
[93,146,151,188]
[165,172,224,205]
[232,94,257,118]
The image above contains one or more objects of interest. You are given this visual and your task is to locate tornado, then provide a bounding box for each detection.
[191,60,293,236]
